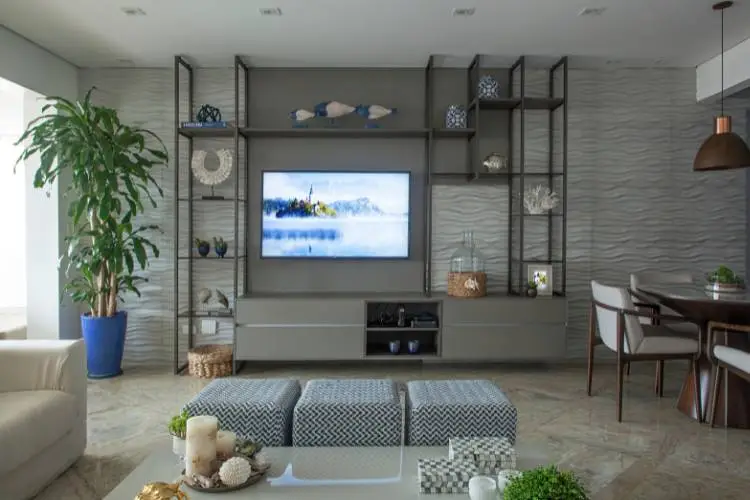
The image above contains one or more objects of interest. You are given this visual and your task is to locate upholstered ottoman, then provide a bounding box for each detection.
[406,379,517,446]
[184,378,301,446]
[293,379,402,447]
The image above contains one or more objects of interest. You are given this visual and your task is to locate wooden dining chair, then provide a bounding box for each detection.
[587,280,702,422]
[707,321,750,427]
[630,271,699,394]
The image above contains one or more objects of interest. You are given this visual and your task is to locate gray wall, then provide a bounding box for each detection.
[79,66,748,365]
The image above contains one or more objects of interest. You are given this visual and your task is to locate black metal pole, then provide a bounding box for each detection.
[424,56,433,296]
[173,56,180,374]
[518,56,526,293]
[561,57,568,295]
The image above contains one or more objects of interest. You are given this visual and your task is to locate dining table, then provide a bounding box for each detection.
[633,283,750,428]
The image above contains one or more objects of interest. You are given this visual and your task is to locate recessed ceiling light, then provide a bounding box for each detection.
[452,8,476,16]
[259,7,282,16]
[578,7,607,16]
[121,7,146,16]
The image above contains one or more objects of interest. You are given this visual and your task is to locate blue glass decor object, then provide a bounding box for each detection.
[314,101,356,127]
[408,340,420,354]
[289,109,315,128]
[197,104,222,123]
[389,340,401,354]
[477,75,500,99]
[355,104,397,128]
[445,105,467,129]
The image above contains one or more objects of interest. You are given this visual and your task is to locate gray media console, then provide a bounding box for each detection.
[234,293,567,362]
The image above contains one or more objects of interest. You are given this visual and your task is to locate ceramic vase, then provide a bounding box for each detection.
[478,75,500,99]
[445,105,467,129]
[197,242,210,257]
[389,340,401,354]
[408,340,420,354]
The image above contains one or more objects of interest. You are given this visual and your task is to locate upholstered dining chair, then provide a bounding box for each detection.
[588,280,702,422]
[707,321,750,427]
[630,271,699,394]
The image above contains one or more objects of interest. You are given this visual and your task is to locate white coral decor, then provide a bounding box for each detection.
[523,185,559,214]
[219,456,252,487]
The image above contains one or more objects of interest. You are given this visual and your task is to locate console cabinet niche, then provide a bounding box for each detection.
[234,294,566,362]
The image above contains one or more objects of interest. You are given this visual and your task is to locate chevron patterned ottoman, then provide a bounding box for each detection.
[183,378,301,446]
[293,379,402,447]
[406,379,517,446]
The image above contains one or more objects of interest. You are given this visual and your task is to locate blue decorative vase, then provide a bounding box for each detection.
[389,340,401,354]
[197,242,210,257]
[215,246,227,258]
[478,75,500,99]
[81,311,127,379]
[408,340,420,354]
[445,105,467,129]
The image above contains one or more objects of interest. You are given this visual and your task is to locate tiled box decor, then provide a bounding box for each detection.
[417,457,477,494]
[406,379,518,446]
[183,378,301,445]
[293,379,402,447]
[448,436,517,475]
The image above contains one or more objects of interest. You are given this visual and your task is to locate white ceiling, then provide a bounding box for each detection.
[1,0,750,68]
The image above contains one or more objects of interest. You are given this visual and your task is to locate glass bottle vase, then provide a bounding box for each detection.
[447,231,487,298]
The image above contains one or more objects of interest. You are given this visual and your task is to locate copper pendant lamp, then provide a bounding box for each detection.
[693,1,750,171]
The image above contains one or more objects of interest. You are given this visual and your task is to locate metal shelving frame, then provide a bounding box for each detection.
[172,55,249,374]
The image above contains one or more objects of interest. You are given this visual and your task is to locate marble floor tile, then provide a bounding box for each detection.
[33,362,750,499]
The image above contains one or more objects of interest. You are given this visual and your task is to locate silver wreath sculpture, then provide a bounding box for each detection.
[191,149,233,186]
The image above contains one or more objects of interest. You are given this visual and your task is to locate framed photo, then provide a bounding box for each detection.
[528,264,553,296]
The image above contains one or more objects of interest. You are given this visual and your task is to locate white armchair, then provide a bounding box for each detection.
[0,340,87,500]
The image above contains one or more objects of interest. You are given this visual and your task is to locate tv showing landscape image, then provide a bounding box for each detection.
[262,171,410,258]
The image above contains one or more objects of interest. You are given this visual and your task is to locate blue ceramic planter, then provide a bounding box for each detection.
[81,311,127,379]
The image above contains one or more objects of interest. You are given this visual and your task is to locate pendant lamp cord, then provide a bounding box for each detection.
[720,7,725,115]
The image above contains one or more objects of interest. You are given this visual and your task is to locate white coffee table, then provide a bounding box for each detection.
[104,441,547,499]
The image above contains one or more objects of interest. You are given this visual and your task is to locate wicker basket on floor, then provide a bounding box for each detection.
[188,344,233,378]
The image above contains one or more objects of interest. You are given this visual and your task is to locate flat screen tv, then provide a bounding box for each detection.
[261,171,410,259]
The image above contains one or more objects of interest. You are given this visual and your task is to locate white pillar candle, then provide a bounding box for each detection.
[185,415,218,477]
[216,430,237,457]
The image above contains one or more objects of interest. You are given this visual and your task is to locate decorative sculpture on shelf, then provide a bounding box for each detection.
[313,101,355,127]
[482,153,508,173]
[197,288,212,304]
[478,75,501,99]
[445,105,467,129]
[289,108,315,128]
[134,480,188,500]
[196,104,222,123]
[213,237,228,258]
[191,149,233,199]
[523,185,559,214]
[216,289,230,309]
[354,104,397,128]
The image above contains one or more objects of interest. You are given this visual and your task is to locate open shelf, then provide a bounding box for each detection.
[178,198,245,202]
[431,172,510,183]
[179,256,246,260]
[432,128,476,138]
[242,127,429,138]
[469,97,564,111]
[364,350,438,360]
[514,258,564,264]
[513,213,564,217]
[178,310,233,318]
[178,127,243,138]
[366,327,439,332]
[511,172,564,177]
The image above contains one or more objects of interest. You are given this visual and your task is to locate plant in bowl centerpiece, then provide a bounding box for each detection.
[195,238,210,257]
[15,88,167,379]
[503,465,588,500]
[526,280,538,298]
[213,236,228,258]
[706,265,745,292]
[168,410,189,456]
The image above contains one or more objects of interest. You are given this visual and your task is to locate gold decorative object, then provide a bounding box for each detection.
[134,481,188,500]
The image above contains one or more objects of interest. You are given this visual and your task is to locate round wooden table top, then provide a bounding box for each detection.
[636,283,750,325]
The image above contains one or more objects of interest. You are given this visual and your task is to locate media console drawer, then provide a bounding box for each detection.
[441,324,566,360]
[235,298,363,325]
[442,297,567,325]
[235,326,363,360]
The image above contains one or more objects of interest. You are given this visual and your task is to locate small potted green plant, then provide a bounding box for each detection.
[706,265,745,292]
[526,280,538,298]
[168,409,189,456]
[195,238,210,257]
[213,236,228,258]
[503,465,588,500]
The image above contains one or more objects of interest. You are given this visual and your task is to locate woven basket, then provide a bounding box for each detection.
[447,271,487,298]
[188,344,233,379]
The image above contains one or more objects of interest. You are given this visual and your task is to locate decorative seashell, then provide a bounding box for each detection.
[198,288,212,304]
[464,277,480,291]
[289,109,315,122]
[219,456,252,487]
[216,289,229,309]
[523,185,559,214]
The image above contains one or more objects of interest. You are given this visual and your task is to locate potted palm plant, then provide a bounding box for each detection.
[14,88,168,378]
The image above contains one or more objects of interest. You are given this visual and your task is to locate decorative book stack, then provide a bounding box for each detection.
[418,436,518,494]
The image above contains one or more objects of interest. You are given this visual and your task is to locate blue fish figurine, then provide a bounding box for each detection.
[289,109,315,122]
[313,101,355,118]
[355,104,397,120]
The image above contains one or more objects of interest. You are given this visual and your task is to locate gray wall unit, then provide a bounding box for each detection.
[441,296,567,361]
[234,294,566,361]
[79,66,749,366]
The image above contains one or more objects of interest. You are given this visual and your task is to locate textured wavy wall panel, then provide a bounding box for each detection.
[79,67,748,365]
